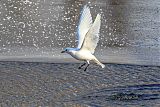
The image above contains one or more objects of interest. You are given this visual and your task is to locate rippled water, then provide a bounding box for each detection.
[0,62,160,106]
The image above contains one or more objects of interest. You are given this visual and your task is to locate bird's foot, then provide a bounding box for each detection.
[78,63,86,69]
[84,68,87,71]
[78,67,82,69]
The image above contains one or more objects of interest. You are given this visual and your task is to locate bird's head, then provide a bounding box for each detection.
[61,48,73,54]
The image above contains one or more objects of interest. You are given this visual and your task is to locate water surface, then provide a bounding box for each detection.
[0,62,160,107]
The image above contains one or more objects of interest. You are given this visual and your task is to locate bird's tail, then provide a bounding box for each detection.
[93,57,105,68]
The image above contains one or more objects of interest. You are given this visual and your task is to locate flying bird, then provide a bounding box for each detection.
[61,5,105,71]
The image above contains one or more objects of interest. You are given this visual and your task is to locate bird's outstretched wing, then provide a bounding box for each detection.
[80,14,101,54]
[77,5,93,49]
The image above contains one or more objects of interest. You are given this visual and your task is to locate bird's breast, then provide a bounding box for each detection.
[70,51,83,60]
[70,50,93,61]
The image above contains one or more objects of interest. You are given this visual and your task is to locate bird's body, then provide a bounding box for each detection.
[61,5,105,70]
[70,49,94,61]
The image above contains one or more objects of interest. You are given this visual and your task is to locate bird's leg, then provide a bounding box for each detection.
[78,62,86,69]
[84,64,90,71]
[84,61,90,71]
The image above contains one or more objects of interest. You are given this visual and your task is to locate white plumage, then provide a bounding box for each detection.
[61,5,105,71]
[80,14,101,54]
[77,5,93,49]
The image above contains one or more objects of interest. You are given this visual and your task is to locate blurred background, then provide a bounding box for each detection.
[0,0,160,65]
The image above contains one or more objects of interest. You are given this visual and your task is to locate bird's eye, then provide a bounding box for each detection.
[65,49,68,51]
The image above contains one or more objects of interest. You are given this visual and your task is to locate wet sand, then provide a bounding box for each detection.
[0,61,160,107]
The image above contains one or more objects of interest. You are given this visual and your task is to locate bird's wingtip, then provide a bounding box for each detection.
[83,5,90,12]
[84,4,89,8]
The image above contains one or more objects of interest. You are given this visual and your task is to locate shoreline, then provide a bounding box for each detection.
[0,46,159,66]
[0,57,159,67]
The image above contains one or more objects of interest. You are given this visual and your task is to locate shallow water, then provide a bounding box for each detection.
[0,61,160,107]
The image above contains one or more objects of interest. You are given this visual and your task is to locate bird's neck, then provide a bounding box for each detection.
[67,48,79,55]
[70,50,76,54]
[68,49,78,56]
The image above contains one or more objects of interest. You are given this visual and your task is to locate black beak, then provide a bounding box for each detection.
[61,51,65,53]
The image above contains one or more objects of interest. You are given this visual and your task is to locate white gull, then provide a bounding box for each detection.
[61,5,105,71]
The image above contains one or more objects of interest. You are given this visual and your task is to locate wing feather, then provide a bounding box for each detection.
[77,5,93,49]
[80,14,101,54]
